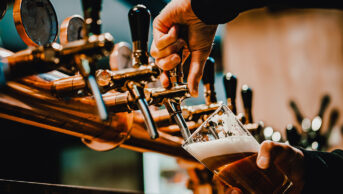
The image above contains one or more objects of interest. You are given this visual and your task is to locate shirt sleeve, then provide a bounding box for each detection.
[300,149,343,193]
[191,0,343,25]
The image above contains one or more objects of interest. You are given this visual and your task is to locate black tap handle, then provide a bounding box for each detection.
[241,84,253,123]
[81,0,102,36]
[326,108,339,137]
[202,57,216,105]
[286,124,301,146]
[289,100,304,126]
[128,4,150,66]
[223,72,237,114]
[318,94,330,118]
[202,57,215,85]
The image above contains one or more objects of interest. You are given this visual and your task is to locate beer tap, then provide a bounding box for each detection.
[223,72,237,114]
[241,84,253,124]
[163,26,192,140]
[128,4,158,139]
[323,108,339,150]
[0,43,62,88]
[67,0,109,121]
[289,100,311,133]
[128,4,150,68]
[201,57,217,105]
[286,124,301,146]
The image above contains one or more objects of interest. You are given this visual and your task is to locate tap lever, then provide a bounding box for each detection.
[318,94,330,118]
[202,57,217,105]
[289,100,304,126]
[128,4,150,67]
[81,0,102,36]
[128,81,158,139]
[241,84,253,123]
[164,99,192,141]
[79,57,108,121]
[223,72,237,114]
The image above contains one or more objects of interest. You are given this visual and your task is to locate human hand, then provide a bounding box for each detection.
[216,141,305,194]
[150,0,217,97]
[256,141,305,193]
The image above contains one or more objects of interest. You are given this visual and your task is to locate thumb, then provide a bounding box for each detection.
[187,51,208,97]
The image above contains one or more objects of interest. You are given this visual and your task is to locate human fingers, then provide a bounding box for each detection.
[151,38,185,59]
[152,25,179,51]
[186,50,209,97]
[155,53,181,71]
[160,71,170,88]
[256,141,301,170]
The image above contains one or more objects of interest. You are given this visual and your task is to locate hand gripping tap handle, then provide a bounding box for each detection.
[223,72,237,114]
[128,4,150,67]
[201,57,217,105]
[164,27,192,141]
[241,84,253,123]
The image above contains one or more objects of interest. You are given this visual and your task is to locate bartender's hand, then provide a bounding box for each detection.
[217,141,305,194]
[150,0,217,97]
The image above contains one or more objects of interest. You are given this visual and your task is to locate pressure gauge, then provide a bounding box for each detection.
[13,0,58,46]
[59,15,84,45]
[0,0,8,19]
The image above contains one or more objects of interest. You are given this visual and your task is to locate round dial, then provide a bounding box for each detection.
[59,15,84,45]
[13,0,58,46]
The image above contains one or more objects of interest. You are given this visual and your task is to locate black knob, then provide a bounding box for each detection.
[318,94,330,118]
[128,4,150,43]
[223,72,237,114]
[202,57,215,85]
[202,57,216,105]
[289,100,304,126]
[128,4,150,66]
[326,108,339,138]
[241,84,253,123]
[81,0,102,36]
[286,124,301,146]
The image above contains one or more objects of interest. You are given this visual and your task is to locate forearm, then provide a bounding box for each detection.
[300,149,343,193]
[191,0,343,25]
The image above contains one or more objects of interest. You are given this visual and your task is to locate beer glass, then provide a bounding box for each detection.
[182,104,293,194]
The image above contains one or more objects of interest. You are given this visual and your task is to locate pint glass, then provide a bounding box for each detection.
[182,105,292,194]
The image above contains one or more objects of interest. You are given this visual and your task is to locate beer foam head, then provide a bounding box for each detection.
[184,136,260,161]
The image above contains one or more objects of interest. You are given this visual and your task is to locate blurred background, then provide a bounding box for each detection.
[1,0,343,193]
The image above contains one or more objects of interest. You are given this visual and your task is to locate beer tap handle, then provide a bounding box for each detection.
[326,108,339,137]
[289,100,304,126]
[201,57,217,105]
[87,74,108,121]
[223,72,237,114]
[164,99,192,141]
[79,58,108,121]
[286,124,301,146]
[318,94,330,118]
[241,84,253,124]
[128,4,150,67]
[81,0,102,36]
[128,82,158,139]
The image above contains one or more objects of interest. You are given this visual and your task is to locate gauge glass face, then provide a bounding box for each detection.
[20,0,58,45]
[67,17,84,42]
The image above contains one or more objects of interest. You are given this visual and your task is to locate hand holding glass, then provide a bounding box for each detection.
[182,105,293,194]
